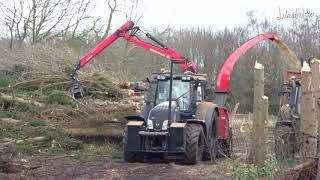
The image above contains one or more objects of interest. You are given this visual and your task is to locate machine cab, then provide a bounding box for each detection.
[144,73,208,115]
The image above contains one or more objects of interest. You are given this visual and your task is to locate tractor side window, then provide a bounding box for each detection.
[156,81,170,103]
[173,81,190,111]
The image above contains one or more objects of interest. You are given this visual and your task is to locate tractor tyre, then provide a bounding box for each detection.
[274,125,295,160]
[183,123,205,165]
[123,127,141,162]
[203,111,218,161]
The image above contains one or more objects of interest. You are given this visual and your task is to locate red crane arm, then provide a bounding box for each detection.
[79,21,134,68]
[71,20,196,99]
[215,32,279,93]
[76,20,196,72]
[118,32,195,71]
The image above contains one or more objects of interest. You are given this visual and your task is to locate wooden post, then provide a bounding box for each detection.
[300,61,317,157]
[248,61,267,167]
[260,95,269,163]
[310,59,320,179]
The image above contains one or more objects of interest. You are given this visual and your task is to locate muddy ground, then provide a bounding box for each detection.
[3,156,232,180]
[0,117,260,180]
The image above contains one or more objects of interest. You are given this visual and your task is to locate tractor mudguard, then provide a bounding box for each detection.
[195,102,218,136]
[186,119,206,134]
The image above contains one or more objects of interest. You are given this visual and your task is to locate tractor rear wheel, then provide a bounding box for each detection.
[183,123,205,165]
[203,111,218,161]
[123,127,141,162]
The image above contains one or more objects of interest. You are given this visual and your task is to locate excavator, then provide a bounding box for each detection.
[71,20,279,164]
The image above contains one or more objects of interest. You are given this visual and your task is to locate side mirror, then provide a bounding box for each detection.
[144,78,153,103]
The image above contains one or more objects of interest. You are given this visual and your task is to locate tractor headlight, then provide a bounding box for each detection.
[147,119,153,129]
[162,120,168,130]
[181,76,191,81]
[156,75,166,80]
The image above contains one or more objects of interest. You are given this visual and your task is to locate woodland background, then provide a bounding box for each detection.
[0,0,320,113]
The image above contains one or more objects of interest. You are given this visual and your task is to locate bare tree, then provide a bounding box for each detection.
[0,0,92,46]
[0,0,19,48]
[101,0,118,39]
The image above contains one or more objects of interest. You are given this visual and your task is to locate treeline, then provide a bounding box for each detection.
[1,1,320,113]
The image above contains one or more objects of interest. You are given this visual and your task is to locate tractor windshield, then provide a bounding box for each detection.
[156,80,190,111]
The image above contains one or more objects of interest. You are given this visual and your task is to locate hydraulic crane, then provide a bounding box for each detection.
[71,21,196,99]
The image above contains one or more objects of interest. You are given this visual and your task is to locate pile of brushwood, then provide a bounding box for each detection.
[0,64,123,104]
[0,64,138,175]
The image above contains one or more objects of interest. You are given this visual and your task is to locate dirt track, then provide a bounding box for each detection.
[4,156,231,180]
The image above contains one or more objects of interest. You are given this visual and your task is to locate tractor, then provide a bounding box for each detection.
[274,70,302,160]
[123,63,232,164]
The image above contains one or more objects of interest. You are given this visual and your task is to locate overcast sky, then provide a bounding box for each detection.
[94,0,320,31]
[0,0,319,37]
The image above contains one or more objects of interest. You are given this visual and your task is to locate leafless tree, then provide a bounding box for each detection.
[0,0,92,46]
[101,0,118,39]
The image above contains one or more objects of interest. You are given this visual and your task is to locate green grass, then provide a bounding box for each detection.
[0,64,29,88]
[0,110,16,118]
[29,120,47,127]
[0,76,10,88]
[229,157,279,180]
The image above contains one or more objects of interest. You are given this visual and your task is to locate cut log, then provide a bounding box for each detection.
[0,93,44,107]
[15,136,47,144]
[118,82,132,89]
[0,118,20,124]
[64,128,123,138]
[121,89,135,97]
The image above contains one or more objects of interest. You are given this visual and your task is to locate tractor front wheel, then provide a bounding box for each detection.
[183,123,205,165]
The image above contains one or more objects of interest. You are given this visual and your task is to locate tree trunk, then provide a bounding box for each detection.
[300,61,317,158]
[248,61,267,167]
[310,59,320,179]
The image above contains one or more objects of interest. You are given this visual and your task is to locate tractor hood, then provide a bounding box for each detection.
[148,101,180,131]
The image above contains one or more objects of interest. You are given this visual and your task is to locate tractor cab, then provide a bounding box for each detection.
[141,72,209,123]
[154,73,208,110]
